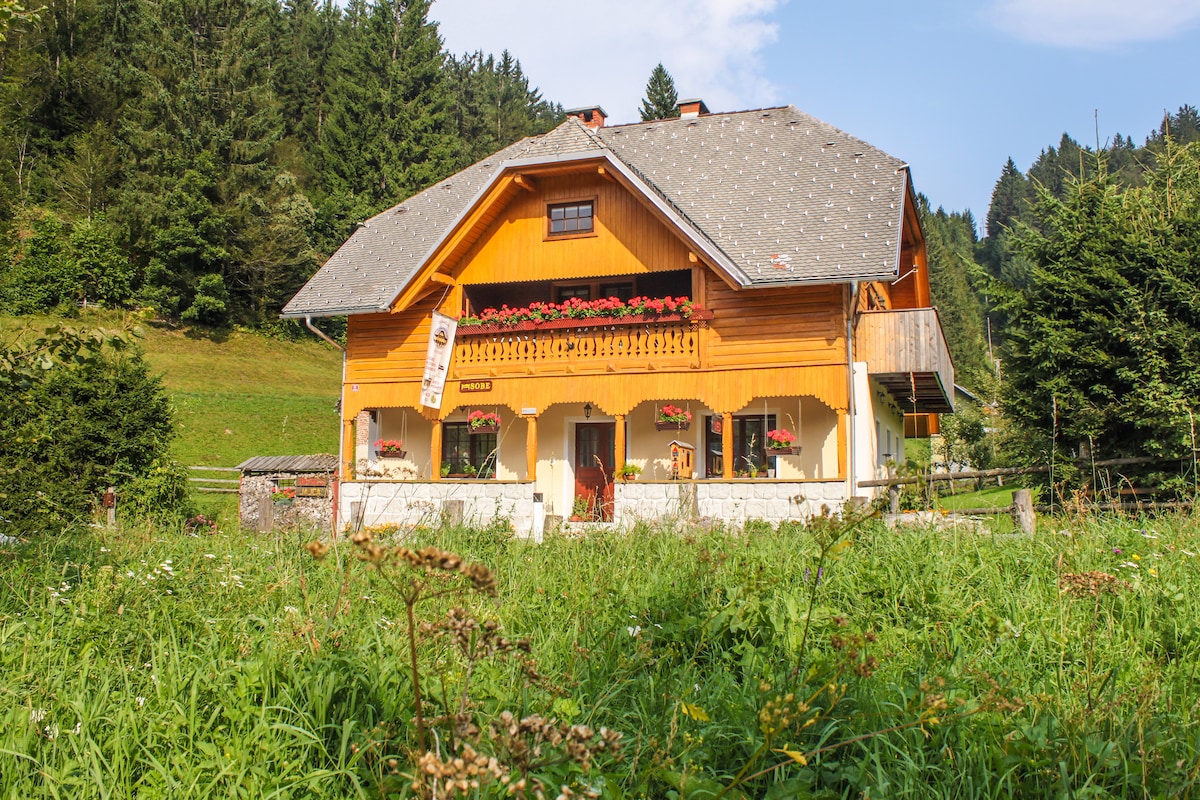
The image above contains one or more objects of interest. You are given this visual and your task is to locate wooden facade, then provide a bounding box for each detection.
[334,150,951,497]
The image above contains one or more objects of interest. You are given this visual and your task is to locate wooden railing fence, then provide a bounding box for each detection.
[188,466,240,494]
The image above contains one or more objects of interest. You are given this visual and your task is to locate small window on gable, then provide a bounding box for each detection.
[548,200,594,236]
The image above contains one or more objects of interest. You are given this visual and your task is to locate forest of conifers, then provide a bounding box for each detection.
[2,0,1199,472]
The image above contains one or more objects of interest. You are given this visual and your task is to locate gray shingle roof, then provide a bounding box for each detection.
[237,454,339,473]
[282,106,912,318]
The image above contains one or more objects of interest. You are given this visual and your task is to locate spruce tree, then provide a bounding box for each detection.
[639,62,679,121]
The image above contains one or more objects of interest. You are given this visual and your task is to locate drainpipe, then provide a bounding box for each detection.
[306,316,347,531]
[846,282,859,501]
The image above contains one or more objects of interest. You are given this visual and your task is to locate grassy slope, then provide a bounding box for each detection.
[2,311,343,467]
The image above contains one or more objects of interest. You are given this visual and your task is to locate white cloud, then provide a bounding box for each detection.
[987,0,1200,47]
[430,0,786,124]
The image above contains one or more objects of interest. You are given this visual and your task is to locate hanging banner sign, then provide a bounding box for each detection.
[420,312,457,409]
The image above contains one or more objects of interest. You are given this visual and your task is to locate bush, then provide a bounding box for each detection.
[0,325,185,532]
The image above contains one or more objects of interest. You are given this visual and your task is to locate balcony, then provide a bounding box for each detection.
[855,308,954,413]
[451,312,710,379]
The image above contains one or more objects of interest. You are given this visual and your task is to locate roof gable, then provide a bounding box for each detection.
[283,107,913,318]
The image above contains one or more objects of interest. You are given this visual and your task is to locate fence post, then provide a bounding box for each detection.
[105,487,117,529]
[1011,489,1035,536]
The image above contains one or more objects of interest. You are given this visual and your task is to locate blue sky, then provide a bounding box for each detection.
[431,0,1199,232]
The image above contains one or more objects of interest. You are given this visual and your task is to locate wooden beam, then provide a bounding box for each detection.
[514,174,537,192]
[688,251,699,264]
[428,272,455,287]
[722,412,734,479]
[342,417,356,481]
[597,166,616,183]
[614,414,626,477]
[431,421,443,481]
[525,416,537,481]
[836,410,847,480]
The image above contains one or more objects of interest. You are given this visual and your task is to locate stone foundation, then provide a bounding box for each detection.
[615,479,847,526]
[334,479,850,537]
[338,481,536,534]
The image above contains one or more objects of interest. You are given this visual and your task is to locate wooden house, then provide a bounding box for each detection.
[282,103,953,534]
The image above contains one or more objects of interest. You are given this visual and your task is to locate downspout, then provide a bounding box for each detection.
[306,316,347,532]
[846,282,859,501]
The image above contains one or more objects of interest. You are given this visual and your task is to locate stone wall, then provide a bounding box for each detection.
[335,478,848,537]
[239,473,333,531]
[614,479,847,526]
[339,481,536,534]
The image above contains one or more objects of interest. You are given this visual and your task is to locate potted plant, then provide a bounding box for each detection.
[271,486,296,506]
[766,428,800,455]
[618,463,642,481]
[655,404,692,431]
[440,462,452,478]
[569,497,591,522]
[463,464,478,478]
[374,438,406,458]
[468,410,501,434]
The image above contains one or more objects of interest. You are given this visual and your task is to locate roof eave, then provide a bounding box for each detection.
[280,304,389,319]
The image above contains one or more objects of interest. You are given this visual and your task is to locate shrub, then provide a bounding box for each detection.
[0,324,186,532]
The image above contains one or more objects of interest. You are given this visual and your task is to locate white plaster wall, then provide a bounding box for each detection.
[369,409,435,479]
[851,362,877,498]
[627,400,711,480]
[338,481,536,534]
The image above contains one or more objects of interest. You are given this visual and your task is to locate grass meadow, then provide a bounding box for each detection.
[3,513,1199,798]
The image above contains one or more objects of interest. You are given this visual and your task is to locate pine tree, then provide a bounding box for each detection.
[639,62,679,121]
[999,143,1200,474]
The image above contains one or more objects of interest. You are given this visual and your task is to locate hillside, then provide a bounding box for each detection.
[1,312,342,468]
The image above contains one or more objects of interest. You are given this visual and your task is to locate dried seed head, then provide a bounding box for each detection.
[1059,571,1130,598]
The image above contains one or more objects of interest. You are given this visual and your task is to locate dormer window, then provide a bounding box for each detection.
[548,200,594,236]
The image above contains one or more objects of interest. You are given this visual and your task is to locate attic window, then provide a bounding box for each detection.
[547,200,594,236]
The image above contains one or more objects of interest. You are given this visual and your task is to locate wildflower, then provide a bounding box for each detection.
[1112,547,1122,554]
[1148,568,1158,576]
[627,626,642,637]
[1132,554,1140,560]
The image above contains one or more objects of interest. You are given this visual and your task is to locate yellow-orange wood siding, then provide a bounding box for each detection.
[451,172,695,286]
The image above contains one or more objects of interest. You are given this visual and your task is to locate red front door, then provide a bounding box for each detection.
[574,423,615,521]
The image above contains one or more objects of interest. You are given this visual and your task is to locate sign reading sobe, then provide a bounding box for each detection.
[460,380,493,393]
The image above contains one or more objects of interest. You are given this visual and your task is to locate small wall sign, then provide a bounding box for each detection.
[461,380,493,393]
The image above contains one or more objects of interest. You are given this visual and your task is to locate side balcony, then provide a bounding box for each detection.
[855,308,954,413]
[450,312,712,379]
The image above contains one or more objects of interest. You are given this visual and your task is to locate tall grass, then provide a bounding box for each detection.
[2,513,1198,798]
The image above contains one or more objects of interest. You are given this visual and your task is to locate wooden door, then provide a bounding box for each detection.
[574,423,615,521]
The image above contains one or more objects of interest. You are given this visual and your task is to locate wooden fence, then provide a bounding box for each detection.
[865,455,1196,520]
[188,466,240,494]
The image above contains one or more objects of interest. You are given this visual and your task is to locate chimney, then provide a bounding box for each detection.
[677,98,710,119]
[565,105,608,129]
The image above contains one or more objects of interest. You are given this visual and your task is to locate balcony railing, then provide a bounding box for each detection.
[855,308,954,413]
[451,313,709,378]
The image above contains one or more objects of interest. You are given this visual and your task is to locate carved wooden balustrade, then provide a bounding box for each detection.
[451,312,710,378]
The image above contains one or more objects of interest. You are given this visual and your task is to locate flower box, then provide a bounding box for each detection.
[272,497,294,507]
[456,309,713,336]
[768,446,801,456]
[655,420,691,431]
[469,423,499,435]
[376,450,408,459]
